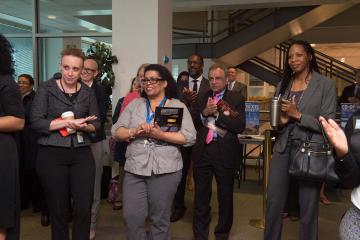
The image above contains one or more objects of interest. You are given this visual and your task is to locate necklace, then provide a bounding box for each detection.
[290,71,311,106]
[59,79,77,97]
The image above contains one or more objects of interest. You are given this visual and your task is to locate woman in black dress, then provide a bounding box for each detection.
[0,34,25,240]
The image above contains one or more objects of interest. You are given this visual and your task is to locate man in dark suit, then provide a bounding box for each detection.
[227,66,247,100]
[171,54,210,222]
[338,68,360,105]
[192,64,245,240]
[81,58,109,239]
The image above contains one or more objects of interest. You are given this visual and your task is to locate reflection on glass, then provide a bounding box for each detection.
[39,0,112,33]
[8,38,33,78]
[0,1,32,34]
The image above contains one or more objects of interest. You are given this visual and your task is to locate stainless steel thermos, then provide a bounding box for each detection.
[270,96,281,128]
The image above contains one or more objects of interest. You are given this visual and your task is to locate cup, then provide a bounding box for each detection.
[61,111,76,134]
[270,96,281,128]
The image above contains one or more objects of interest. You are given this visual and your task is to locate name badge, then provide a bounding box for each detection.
[77,131,84,144]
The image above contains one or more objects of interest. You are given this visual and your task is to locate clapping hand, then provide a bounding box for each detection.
[183,88,198,105]
[202,97,218,117]
[67,115,97,130]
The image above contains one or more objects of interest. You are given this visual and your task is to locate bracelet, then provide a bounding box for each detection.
[128,128,135,139]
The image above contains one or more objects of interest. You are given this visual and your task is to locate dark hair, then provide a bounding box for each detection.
[129,77,138,92]
[0,34,15,75]
[279,40,319,95]
[61,48,85,61]
[188,53,204,65]
[18,74,34,85]
[177,71,189,82]
[141,64,178,99]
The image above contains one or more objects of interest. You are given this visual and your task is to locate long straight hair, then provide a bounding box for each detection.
[279,40,319,96]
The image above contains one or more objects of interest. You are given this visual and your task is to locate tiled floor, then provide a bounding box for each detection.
[20,168,350,240]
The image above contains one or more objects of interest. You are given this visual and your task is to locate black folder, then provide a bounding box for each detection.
[154,107,183,132]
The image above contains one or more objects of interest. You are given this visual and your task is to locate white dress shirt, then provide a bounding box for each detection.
[189,75,203,93]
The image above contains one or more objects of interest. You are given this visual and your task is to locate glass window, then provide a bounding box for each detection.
[39,0,112,33]
[0,1,33,34]
[8,38,34,78]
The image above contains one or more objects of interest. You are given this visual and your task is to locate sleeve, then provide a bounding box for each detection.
[88,90,101,130]
[178,102,196,147]
[111,99,136,137]
[215,95,246,134]
[112,97,124,124]
[297,78,337,133]
[30,83,52,134]
[0,78,24,118]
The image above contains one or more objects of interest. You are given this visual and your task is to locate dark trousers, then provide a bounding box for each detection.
[264,147,321,240]
[36,146,95,240]
[193,142,235,240]
[173,146,192,210]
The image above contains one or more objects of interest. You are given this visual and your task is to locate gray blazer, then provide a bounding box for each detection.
[231,81,248,100]
[31,78,100,148]
[273,71,337,153]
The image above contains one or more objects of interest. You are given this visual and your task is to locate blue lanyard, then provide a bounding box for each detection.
[146,97,167,124]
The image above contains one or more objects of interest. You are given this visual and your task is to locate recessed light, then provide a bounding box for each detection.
[340,57,346,63]
[47,15,56,20]
[89,28,96,31]
[310,43,316,47]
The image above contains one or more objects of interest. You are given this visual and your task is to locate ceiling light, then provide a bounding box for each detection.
[310,43,316,47]
[340,58,346,63]
[89,28,96,31]
[47,15,56,20]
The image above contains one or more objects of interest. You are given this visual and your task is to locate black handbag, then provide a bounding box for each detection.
[288,125,339,184]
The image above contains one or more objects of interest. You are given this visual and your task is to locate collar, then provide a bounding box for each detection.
[213,89,226,98]
[22,89,33,99]
[189,75,203,82]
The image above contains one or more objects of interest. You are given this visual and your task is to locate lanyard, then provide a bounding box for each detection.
[146,97,167,124]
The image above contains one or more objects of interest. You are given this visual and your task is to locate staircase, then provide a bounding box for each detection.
[237,41,357,86]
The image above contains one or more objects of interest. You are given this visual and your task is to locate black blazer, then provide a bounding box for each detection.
[338,84,357,106]
[178,77,210,130]
[90,82,109,142]
[192,89,245,168]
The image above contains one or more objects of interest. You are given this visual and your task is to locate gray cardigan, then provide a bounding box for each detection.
[273,71,337,153]
[31,78,100,147]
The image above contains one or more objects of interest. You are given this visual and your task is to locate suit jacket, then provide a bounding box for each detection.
[231,81,248,100]
[178,76,210,130]
[192,89,246,168]
[90,82,109,142]
[273,71,337,153]
[338,84,358,106]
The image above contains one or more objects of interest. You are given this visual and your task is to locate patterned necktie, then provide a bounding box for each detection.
[192,80,198,92]
[205,93,221,144]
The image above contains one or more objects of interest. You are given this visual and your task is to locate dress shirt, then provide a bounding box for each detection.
[189,75,203,93]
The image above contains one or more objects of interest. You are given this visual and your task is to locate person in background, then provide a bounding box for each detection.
[112,64,196,240]
[176,71,189,101]
[338,68,360,106]
[264,40,337,240]
[171,54,210,223]
[226,66,247,100]
[80,57,109,240]
[319,113,360,240]
[111,63,147,211]
[0,33,25,240]
[17,74,40,211]
[192,64,245,240]
[31,48,100,240]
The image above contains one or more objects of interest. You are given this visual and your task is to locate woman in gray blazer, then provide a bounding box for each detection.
[31,48,100,240]
[264,40,337,240]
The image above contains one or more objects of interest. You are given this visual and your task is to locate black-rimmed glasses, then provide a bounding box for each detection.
[140,78,163,85]
[82,68,97,74]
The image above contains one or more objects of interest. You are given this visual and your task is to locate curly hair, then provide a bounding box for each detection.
[141,64,178,99]
[279,40,319,96]
[0,34,15,75]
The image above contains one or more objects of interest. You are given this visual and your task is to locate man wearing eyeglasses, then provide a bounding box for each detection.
[171,54,210,223]
[192,64,245,240]
[80,58,109,240]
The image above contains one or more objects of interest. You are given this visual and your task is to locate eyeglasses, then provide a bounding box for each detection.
[82,68,97,74]
[140,78,163,85]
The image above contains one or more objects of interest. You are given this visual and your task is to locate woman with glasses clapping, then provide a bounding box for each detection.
[112,64,196,240]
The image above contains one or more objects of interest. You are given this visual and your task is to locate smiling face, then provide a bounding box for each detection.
[18,76,33,95]
[187,55,203,79]
[60,55,83,86]
[287,44,311,75]
[142,70,167,98]
[81,59,99,85]
[227,67,237,82]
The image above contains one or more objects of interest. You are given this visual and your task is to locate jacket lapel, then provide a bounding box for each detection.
[298,71,320,111]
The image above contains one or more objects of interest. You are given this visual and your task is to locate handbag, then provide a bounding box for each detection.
[288,124,339,184]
